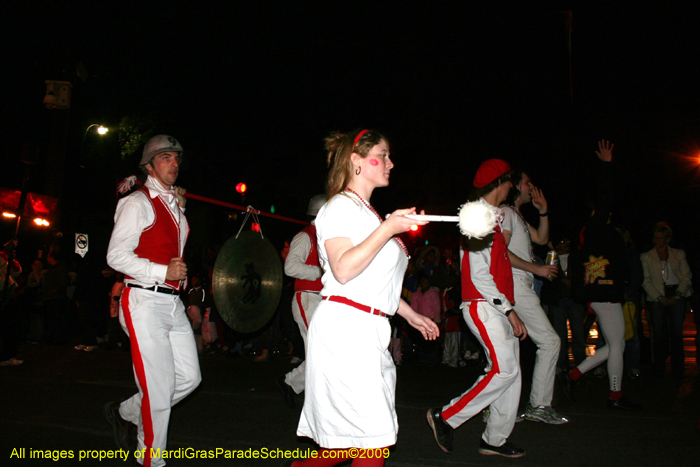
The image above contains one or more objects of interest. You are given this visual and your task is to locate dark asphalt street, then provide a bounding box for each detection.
[2,330,699,467]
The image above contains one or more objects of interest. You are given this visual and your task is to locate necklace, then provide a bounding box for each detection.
[344,187,409,258]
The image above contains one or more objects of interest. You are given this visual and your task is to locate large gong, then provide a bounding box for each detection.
[212,231,283,333]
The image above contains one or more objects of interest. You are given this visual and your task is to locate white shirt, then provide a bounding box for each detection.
[315,193,408,315]
[500,205,534,281]
[106,176,188,287]
[284,221,323,282]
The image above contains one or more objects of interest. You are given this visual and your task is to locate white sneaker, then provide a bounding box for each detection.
[522,404,569,424]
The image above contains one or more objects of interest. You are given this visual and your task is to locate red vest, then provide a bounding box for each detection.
[294,225,323,293]
[461,226,514,304]
[126,187,188,291]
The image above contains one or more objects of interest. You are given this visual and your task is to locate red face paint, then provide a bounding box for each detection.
[369,159,379,166]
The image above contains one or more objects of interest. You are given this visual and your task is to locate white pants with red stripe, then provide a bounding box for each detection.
[441,301,521,447]
[512,276,560,407]
[285,291,321,394]
[118,288,201,467]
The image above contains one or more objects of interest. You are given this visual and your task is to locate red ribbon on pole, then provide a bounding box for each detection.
[184,192,310,226]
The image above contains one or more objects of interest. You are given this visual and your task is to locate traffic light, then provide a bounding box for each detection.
[235,183,247,194]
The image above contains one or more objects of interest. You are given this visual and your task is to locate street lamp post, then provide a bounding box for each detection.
[83,124,109,140]
[80,124,109,168]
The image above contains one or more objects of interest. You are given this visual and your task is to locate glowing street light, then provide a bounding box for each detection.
[83,123,109,141]
[33,218,50,227]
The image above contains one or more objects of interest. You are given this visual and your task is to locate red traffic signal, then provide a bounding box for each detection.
[236,183,247,194]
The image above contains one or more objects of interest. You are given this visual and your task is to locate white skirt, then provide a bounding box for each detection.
[296,300,398,449]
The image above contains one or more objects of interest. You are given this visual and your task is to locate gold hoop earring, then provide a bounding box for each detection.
[355,166,361,175]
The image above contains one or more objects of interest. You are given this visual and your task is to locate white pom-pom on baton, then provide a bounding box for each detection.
[458,201,498,239]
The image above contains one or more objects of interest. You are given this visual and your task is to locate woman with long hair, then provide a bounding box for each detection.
[292,129,439,467]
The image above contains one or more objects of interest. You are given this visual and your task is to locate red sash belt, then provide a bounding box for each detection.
[322,295,388,318]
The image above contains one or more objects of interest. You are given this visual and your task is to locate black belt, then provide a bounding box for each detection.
[127,284,180,295]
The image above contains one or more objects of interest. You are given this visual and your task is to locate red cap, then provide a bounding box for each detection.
[473,159,511,188]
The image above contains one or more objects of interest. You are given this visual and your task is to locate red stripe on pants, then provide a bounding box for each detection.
[121,288,155,467]
[296,292,309,328]
[442,301,501,421]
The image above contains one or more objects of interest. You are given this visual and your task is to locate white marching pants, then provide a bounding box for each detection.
[118,288,201,467]
[285,291,321,394]
[513,276,560,407]
[576,302,625,392]
[441,301,521,447]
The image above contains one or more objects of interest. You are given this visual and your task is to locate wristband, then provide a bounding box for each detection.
[505,309,513,317]
[539,212,549,217]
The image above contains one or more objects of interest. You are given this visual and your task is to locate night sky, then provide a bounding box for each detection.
[4,1,700,259]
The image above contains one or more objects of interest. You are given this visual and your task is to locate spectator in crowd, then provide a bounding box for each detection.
[24,258,45,344]
[42,249,70,346]
[1,239,23,366]
[615,224,644,378]
[640,223,692,378]
[562,140,640,410]
[73,256,104,352]
[412,270,441,366]
[185,272,208,353]
[106,272,129,351]
[544,237,588,374]
[441,274,468,367]
[416,246,440,281]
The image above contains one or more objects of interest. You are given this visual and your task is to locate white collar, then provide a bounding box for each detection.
[145,176,175,199]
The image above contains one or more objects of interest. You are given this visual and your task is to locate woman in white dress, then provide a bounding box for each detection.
[293,129,440,467]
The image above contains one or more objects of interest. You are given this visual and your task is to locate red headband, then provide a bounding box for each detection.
[353,129,369,147]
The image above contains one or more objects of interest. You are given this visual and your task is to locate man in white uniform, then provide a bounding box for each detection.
[276,195,325,408]
[500,171,567,424]
[428,159,528,458]
[104,135,201,467]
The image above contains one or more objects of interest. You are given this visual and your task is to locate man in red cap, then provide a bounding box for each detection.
[104,135,201,467]
[428,159,528,459]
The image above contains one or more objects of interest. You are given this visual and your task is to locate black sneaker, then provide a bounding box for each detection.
[558,372,576,403]
[608,396,642,411]
[478,439,526,458]
[275,376,296,409]
[103,401,134,451]
[426,408,454,453]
